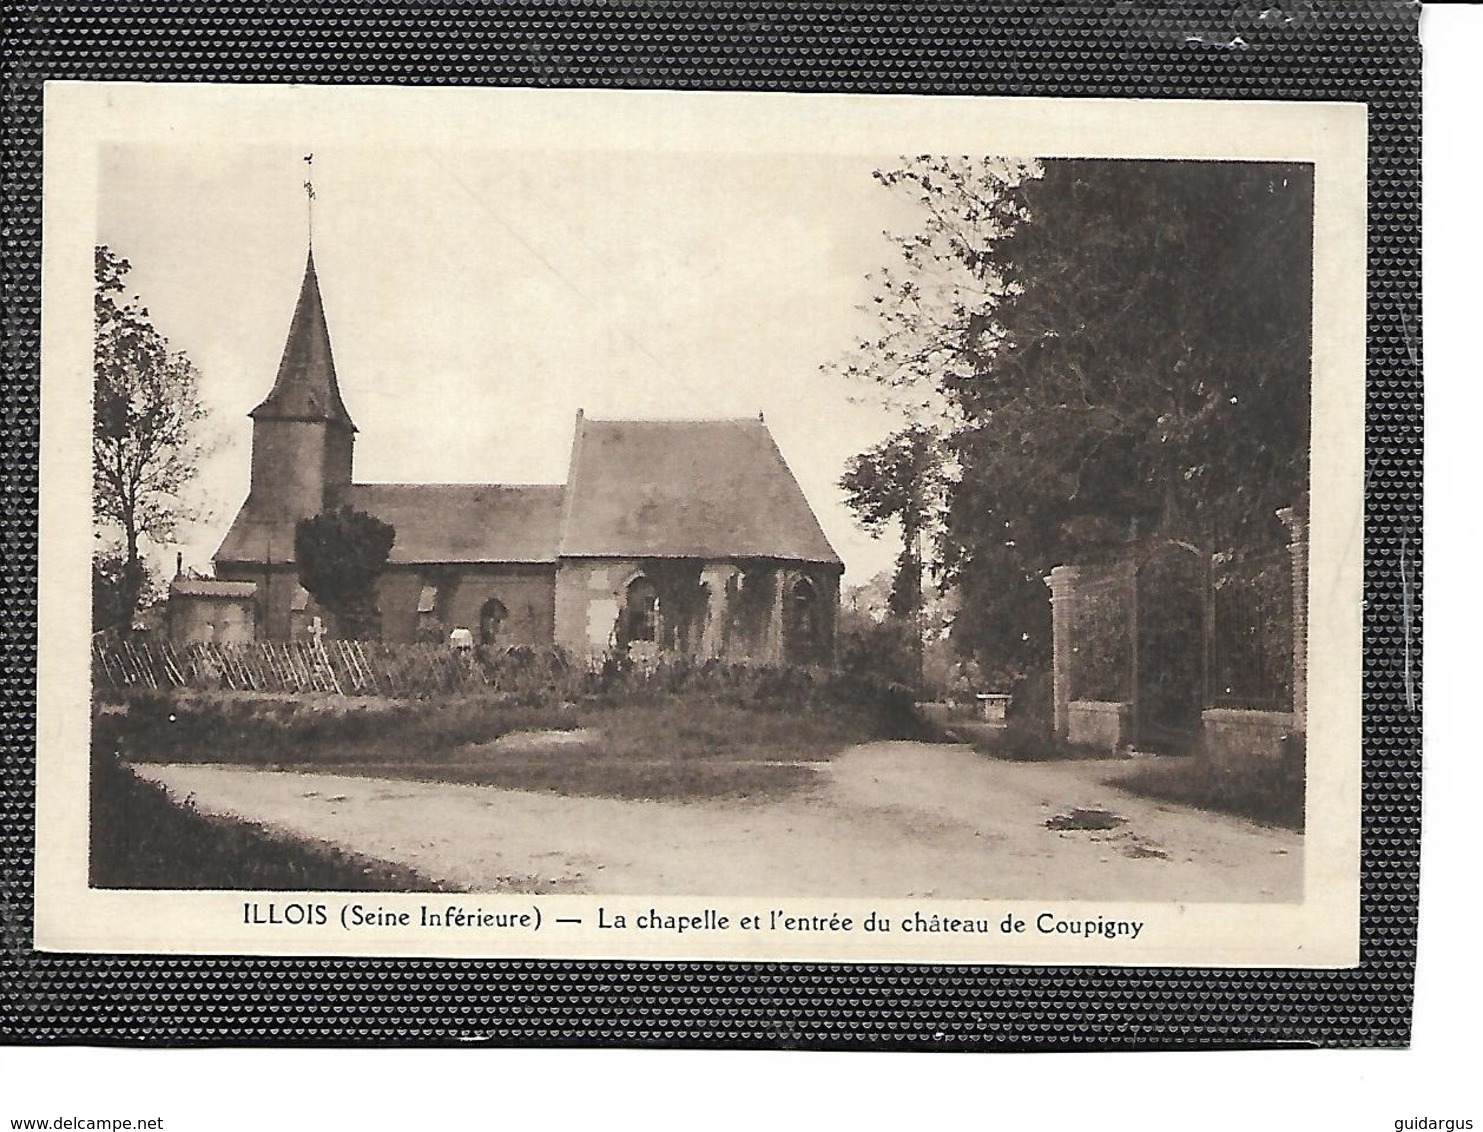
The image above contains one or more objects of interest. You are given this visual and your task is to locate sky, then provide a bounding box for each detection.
[97,141,927,587]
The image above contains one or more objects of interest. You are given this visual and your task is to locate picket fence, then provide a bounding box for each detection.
[91,638,597,699]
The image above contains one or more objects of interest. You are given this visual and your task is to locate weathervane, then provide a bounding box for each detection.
[303,153,316,246]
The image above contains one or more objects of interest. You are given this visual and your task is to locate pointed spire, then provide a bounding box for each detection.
[250,250,356,430]
[303,153,316,249]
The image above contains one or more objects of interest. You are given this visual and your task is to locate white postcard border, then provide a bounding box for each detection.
[36,84,1365,966]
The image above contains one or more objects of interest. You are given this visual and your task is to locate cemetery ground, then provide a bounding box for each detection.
[92,688,1303,901]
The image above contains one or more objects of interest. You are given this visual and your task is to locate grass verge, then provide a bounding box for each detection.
[90,746,452,891]
[98,684,899,803]
[1109,743,1305,832]
[325,700,849,802]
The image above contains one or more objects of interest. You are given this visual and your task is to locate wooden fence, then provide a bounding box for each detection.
[91,639,597,699]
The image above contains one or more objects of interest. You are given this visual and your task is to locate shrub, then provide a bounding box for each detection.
[820,669,925,740]
[295,505,395,640]
[837,612,920,691]
[97,689,543,767]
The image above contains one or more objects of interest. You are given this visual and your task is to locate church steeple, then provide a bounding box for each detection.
[245,248,356,520]
[250,251,356,429]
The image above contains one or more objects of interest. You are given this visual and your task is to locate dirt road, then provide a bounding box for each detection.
[131,742,1302,901]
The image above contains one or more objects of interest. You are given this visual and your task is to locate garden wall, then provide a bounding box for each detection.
[1067,700,1132,751]
[1201,708,1298,770]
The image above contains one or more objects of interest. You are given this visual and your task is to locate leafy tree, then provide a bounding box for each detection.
[294,505,395,640]
[838,158,1313,682]
[839,423,946,620]
[92,548,156,636]
[826,158,1038,681]
[93,246,209,627]
[839,572,971,697]
[945,160,1312,555]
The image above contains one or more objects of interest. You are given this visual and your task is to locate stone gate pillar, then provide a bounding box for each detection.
[1278,505,1309,732]
[1045,565,1080,739]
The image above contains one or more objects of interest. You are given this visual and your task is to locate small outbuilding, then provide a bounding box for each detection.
[167,579,258,644]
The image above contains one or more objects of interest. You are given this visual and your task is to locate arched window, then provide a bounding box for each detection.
[622,577,659,645]
[479,597,508,645]
[783,577,820,665]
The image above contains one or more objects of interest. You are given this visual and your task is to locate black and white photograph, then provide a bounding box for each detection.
[36,85,1365,965]
[4,0,1461,1123]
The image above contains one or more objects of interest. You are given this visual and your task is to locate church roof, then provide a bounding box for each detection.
[344,483,565,564]
[558,416,841,565]
[215,484,567,566]
[220,251,839,570]
[250,252,357,429]
[215,509,295,566]
[217,416,839,568]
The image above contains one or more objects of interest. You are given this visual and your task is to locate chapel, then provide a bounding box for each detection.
[207,251,842,663]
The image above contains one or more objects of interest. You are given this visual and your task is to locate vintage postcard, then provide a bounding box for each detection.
[36,84,1364,965]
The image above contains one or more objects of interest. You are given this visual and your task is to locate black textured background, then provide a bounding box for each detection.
[0,2,1420,1048]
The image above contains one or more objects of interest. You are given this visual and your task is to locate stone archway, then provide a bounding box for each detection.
[783,576,823,665]
[619,576,660,648]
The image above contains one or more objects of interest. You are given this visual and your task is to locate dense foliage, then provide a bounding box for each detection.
[295,504,396,639]
[835,609,922,692]
[91,550,156,637]
[839,423,947,620]
[837,158,1313,684]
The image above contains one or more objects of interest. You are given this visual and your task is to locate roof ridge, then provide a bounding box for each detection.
[582,415,768,424]
[757,422,840,563]
[556,411,587,557]
[352,481,565,490]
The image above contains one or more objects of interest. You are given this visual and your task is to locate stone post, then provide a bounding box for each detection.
[1277,505,1309,732]
[699,564,738,658]
[768,568,789,665]
[1044,565,1080,739]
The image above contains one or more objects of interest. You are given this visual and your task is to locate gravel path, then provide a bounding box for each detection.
[131,742,1302,900]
